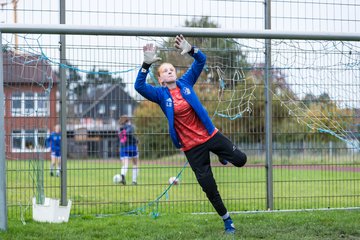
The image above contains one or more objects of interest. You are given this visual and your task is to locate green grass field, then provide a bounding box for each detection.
[5,156,360,220]
[1,209,359,239]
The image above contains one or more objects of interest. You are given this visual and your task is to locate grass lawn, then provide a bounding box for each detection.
[5,157,360,218]
[0,209,359,239]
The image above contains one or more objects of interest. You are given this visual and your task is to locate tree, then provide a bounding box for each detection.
[184,16,249,84]
[154,16,249,86]
[303,93,317,107]
[133,101,177,159]
[301,92,349,143]
[59,64,126,98]
[54,61,82,97]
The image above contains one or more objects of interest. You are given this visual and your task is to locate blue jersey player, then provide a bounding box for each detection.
[46,124,61,177]
[118,115,139,185]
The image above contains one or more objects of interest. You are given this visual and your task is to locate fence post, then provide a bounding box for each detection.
[264,0,274,210]
[59,0,68,206]
[0,31,8,231]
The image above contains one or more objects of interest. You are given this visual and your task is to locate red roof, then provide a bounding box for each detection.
[2,50,59,84]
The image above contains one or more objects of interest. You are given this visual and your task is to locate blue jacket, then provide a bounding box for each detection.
[134,48,215,149]
[46,132,61,152]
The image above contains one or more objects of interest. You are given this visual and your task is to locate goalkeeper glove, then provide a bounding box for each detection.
[143,43,162,65]
[174,34,192,55]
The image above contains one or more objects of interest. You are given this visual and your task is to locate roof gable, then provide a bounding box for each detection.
[2,50,59,84]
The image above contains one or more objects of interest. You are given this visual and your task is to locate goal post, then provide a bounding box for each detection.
[0,31,8,231]
[1,24,360,222]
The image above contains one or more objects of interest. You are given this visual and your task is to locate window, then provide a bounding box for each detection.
[126,104,132,116]
[37,129,47,148]
[24,92,34,115]
[24,130,35,150]
[11,92,22,116]
[12,130,22,150]
[36,92,49,116]
[110,104,117,111]
[11,91,50,117]
[98,104,105,114]
[11,129,49,152]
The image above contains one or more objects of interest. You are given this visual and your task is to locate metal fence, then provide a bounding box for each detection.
[1,0,360,225]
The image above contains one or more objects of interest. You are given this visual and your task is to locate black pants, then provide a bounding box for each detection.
[184,131,247,216]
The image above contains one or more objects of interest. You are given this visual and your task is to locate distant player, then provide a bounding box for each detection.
[46,124,61,177]
[118,115,139,185]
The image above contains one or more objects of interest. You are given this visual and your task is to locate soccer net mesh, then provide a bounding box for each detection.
[2,33,360,217]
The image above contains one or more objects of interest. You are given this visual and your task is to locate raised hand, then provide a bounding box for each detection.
[174,34,192,55]
[143,43,162,64]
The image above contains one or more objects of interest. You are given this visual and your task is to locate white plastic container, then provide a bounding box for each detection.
[32,197,72,223]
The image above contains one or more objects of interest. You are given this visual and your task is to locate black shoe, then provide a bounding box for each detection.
[120,174,126,185]
[132,181,137,185]
[219,158,228,165]
[50,171,54,177]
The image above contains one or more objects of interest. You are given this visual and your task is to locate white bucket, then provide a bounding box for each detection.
[32,197,72,223]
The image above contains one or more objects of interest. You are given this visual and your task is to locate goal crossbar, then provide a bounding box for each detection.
[1,24,360,41]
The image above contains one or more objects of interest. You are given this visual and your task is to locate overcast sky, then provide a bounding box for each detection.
[1,0,359,106]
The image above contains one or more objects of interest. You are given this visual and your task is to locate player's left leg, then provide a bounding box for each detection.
[209,132,247,167]
[55,155,61,177]
[185,145,226,214]
[131,156,139,185]
[50,153,56,176]
[185,139,237,234]
[120,157,129,185]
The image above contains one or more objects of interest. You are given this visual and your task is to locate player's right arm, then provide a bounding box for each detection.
[134,43,162,103]
[134,66,161,103]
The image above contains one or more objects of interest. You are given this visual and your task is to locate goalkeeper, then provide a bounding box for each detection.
[135,35,247,234]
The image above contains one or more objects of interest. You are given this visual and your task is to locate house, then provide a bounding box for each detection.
[3,50,59,160]
[67,83,138,159]
[3,48,138,160]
